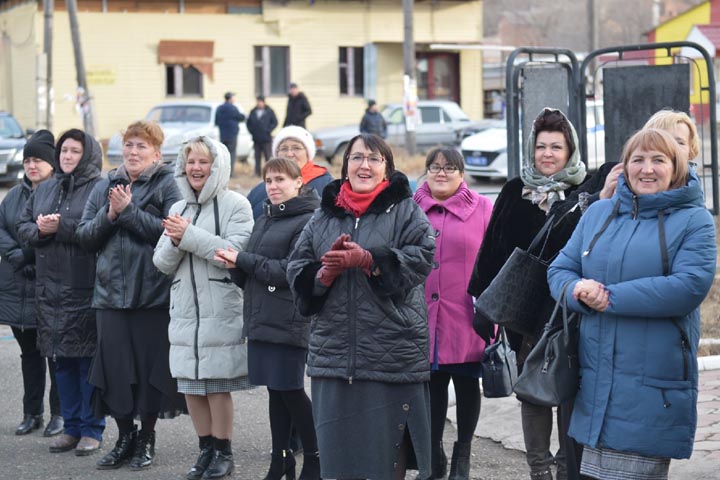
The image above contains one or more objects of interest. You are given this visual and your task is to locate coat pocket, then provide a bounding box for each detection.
[642,376,693,423]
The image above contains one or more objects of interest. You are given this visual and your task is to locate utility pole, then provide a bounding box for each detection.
[402,0,417,155]
[43,0,53,131]
[67,0,96,137]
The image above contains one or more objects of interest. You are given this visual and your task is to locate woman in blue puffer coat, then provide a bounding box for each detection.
[548,128,716,480]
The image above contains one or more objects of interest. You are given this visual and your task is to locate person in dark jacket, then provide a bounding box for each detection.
[214,92,246,176]
[360,99,387,138]
[17,128,106,456]
[246,126,333,219]
[216,157,321,480]
[247,95,279,177]
[283,83,312,128]
[75,120,186,471]
[468,109,587,480]
[0,129,63,438]
[287,134,436,480]
[548,128,716,480]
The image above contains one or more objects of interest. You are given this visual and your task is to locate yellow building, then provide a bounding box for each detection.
[0,0,484,141]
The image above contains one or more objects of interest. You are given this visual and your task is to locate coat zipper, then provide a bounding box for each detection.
[632,194,639,220]
[51,186,68,360]
[190,205,203,380]
[347,217,361,384]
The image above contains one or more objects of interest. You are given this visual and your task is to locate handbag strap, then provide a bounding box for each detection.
[529,201,584,258]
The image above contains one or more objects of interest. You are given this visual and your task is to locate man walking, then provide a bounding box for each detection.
[359,100,387,138]
[283,83,312,128]
[246,95,278,177]
[215,91,246,175]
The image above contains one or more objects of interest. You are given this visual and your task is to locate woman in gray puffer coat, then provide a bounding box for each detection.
[154,137,253,480]
[287,134,436,480]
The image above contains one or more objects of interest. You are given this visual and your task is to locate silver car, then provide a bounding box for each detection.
[106,101,252,164]
[313,100,476,163]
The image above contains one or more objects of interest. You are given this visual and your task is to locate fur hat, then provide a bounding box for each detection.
[272,126,316,160]
[23,129,56,169]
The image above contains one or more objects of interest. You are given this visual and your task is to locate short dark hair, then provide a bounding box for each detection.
[532,108,575,154]
[425,147,464,173]
[256,95,265,102]
[262,157,302,182]
[341,134,395,180]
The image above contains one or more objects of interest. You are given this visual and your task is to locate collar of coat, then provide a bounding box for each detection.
[321,171,412,218]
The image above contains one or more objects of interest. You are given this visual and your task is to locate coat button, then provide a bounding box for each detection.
[434,229,440,237]
[268,286,276,292]
[437,206,444,213]
[432,261,439,269]
[431,293,439,301]
[402,403,410,411]
[398,424,405,431]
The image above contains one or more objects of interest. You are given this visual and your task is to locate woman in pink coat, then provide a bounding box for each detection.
[414,147,493,480]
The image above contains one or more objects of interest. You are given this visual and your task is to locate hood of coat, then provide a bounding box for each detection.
[262,185,320,218]
[174,136,230,205]
[524,108,581,175]
[54,131,103,186]
[615,169,705,219]
[414,180,480,222]
[321,171,413,217]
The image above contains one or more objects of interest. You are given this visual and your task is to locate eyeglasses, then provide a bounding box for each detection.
[427,164,459,174]
[348,153,385,166]
[277,146,305,155]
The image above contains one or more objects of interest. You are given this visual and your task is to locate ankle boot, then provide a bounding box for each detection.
[530,470,553,480]
[298,451,320,480]
[447,441,471,480]
[262,449,296,480]
[129,430,156,470]
[96,427,137,470]
[187,435,215,480]
[202,438,234,479]
[44,415,64,437]
[15,414,43,435]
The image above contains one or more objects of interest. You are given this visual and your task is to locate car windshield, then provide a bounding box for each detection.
[146,105,212,124]
[0,115,24,138]
[440,102,470,122]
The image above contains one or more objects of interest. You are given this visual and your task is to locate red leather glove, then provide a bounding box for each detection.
[322,243,373,275]
[330,233,351,251]
[316,264,344,287]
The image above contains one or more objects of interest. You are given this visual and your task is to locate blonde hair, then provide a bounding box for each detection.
[122,121,164,150]
[621,128,689,192]
[643,109,699,160]
[183,139,212,162]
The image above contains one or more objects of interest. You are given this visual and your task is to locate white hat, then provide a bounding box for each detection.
[272,126,316,160]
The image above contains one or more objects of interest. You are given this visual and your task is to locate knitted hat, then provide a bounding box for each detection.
[272,125,316,160]
[23,129,56,169]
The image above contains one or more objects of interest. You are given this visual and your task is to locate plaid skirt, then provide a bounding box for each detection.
[177,376,253,395]
[580,446,670,480]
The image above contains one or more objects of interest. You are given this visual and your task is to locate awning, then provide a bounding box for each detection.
[158,40,217,81]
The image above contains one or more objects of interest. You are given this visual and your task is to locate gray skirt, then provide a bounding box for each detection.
[580,446,670,480]
[311,377,431,480]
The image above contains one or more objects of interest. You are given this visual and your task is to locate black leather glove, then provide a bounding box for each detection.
[21,265,35,280]
[473,307,496,344]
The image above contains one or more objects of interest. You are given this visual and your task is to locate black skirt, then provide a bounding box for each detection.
[89,309,186,420]
[247,340,307,391]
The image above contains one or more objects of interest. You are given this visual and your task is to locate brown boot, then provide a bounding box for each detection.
[49,433,80,453]
[75,436,102,456]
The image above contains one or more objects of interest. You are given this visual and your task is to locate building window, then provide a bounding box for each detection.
[339,47,364,96]
[255,46,289,97]
[165,64,203,97]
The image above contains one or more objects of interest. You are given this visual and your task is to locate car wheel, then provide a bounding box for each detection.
[330,143,348,165]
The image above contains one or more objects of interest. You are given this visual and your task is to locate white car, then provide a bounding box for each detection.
[106,101,252,164]
[462,102,605,180]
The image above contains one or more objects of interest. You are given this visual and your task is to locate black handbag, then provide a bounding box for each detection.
[513,282,579,407]
[481,327,518,398]
[474,215,557,337]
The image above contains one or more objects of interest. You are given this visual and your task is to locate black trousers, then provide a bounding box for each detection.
[254,141,273,177]
[11,327,60,416]
[221,137,238,175]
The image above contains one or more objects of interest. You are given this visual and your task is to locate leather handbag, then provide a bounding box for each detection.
[481,327,518,398]
[513,282,579,407]
[474,215,557,337]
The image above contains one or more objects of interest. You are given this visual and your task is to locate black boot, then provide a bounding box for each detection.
[129,430,156,470]
[262,449,296,480]
[96,427,138,470]
[187,435,215,480]
[298,451,320,480]
[15,414,43,435]
[447,441,471,480]
[202,438,234,479]
[43,415,64,437]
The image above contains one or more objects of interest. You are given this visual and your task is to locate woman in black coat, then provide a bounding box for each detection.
[0,130,62,437]
[216,157,321,480]
[17,128,106,455]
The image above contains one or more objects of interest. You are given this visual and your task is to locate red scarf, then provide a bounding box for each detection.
[335,180,390,218]
[301,162,328,185]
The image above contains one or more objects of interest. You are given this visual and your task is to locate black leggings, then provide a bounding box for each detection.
[268,388,318,454]
[428,371,481,444]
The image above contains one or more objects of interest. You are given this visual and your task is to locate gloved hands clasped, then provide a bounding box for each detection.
[316,234,374,287]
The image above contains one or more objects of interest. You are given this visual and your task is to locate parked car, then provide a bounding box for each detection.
[462,101,605,180]
[313,100,478,163]
[106,101,252,164]
[0,112,34,185]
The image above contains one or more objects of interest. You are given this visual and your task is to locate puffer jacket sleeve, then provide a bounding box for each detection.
[114,178,182,244]
[288,214,326,316]
[367,201,435,297]
[177,194,253,267]
[152,200,186,275]
[76,180,115,253]
[0,188,27,270]
[16,188,52,248]
[604,209,716,318]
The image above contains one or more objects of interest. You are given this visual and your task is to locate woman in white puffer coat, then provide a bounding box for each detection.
[153,136,253,480]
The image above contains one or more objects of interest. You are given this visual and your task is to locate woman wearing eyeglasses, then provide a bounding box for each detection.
[288,133,436,480]
[413,147,493,479]
[247,126,333,219]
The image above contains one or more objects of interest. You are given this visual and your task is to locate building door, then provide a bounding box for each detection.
[417,53,460,103]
